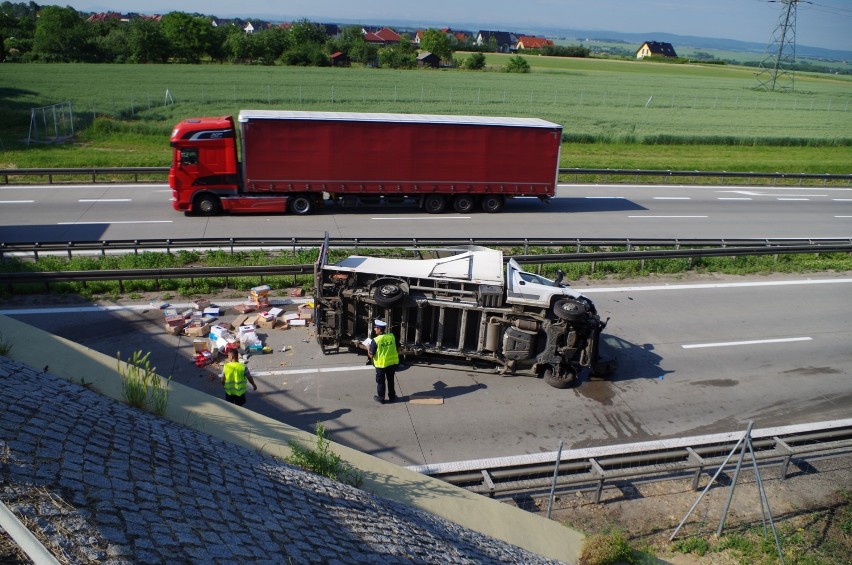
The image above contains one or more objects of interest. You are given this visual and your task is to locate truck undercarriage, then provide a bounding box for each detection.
[314,241,613,388]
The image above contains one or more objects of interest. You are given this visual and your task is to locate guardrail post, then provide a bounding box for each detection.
[33,242,40,262]
[590,458,605,504]
[686,447,704,490]
[67,242,73,261]
[775,437,794,480]
[481,470,495,498]
[546,440,564,519]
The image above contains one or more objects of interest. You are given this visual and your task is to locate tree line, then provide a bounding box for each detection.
[0,3,591,69]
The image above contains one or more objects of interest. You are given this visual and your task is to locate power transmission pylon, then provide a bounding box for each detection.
[755,0,803,92]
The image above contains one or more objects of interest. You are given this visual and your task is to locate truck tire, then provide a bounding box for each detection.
[543,365,579,389]
[552,299,587,322]
[424,194,447,214]
[289,194,316,216]
[194,194,221,216]
[452,195,476,213]
[481,195,504,213]
[373,283,405,306]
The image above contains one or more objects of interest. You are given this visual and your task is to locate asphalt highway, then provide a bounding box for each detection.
[3,273,849,468]
[1,182,851,242]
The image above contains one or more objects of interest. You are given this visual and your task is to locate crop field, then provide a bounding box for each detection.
[1,56,850,171]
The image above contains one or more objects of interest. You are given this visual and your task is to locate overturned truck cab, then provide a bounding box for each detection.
[313,237,613,388]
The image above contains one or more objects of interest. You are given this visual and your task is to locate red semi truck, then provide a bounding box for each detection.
[169,110,562,215]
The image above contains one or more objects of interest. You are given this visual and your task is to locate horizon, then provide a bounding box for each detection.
[51,1,852,52]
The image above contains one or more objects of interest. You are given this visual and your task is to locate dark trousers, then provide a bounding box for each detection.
[225,393,247,406]
[375,365,397,400]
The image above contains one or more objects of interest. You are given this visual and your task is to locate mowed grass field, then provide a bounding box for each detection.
[1,55,850,172]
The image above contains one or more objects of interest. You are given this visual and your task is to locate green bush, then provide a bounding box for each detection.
[579,531,635,565]
[0,331,14,356]
[117,350,171,416]
[285,423,363,487]
[505,55,530,73]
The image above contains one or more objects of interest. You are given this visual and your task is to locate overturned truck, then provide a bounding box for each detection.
[314,238,612,388]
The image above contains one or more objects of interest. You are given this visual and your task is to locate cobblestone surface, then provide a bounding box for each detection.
[0,357,563,564]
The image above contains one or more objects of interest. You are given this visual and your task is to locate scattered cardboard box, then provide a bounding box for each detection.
[409,394,443,405]
[184,323,211,337]
[193,298,210,310]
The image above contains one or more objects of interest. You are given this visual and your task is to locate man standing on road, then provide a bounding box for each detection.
[222,348,258,406]
[368,319,399,404]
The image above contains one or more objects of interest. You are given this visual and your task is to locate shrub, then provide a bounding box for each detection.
[505,55,530,73]
[285,423,363,487]
[0,331,13,356]
[579,531,634,565]
[463,52,486,70]
[117,350,171,416]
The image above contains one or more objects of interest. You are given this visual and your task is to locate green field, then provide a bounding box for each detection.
[1,56,850,172]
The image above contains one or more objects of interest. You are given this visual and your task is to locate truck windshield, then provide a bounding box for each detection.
[518,272,554,285]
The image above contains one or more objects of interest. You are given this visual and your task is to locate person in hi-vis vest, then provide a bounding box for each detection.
[368,319,399,404]
[221,348,258,406]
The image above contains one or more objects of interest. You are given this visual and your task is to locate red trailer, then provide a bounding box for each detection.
[169,110,563,215]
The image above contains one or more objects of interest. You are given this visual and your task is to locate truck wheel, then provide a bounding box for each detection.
[424,195,447,214]
[552,299,587,322]
[290,195,315,215]
[452,195,476,213]
[481,195,504,213]
[543,365,579,389]
[194,194,221,216]
[373,283,405,306]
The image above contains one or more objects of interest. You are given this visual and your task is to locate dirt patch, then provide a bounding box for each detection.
[518,455,852,563]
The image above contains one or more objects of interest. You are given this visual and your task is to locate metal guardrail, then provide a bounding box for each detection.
[2,167,850,185]
[3,236,851,260]
[0,167,168,184]
[2,238,850,291]
[408,420,852,502]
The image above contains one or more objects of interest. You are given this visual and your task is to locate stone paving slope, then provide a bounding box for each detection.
[0,357,563,565]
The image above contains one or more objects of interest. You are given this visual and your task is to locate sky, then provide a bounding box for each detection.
[58,0,852,52]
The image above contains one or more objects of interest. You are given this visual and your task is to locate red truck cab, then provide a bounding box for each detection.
[169,116,241,215]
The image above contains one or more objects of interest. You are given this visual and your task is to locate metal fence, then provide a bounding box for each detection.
[2,238,850,292]
[2,167,851,186]
[407,420,852,503]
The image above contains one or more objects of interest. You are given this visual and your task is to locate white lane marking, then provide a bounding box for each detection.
[253,365,373,377]
[585,196,625,199]
[718,190,763,196]
[717,197,752,201]
[582,278,852,293]
[653,197,691,200]
[0,200,34,204]
[0,298,309,316]
[78,199,132,203]
[777,198,809,201]
[836,216,852,218]
[682,337,812,349]
[628,215,708,218]
[372,216,471,220]
[57,220,173,225]
[833,199,852,202]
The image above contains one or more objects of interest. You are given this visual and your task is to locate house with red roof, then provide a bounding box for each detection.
[515,36,553,50]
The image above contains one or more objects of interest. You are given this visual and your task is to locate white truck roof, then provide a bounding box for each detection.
[330,247,505,285]
[238,110,561,129]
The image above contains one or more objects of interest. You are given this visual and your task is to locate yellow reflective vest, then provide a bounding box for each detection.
[372,333,399,368]
[223,362,248,395]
